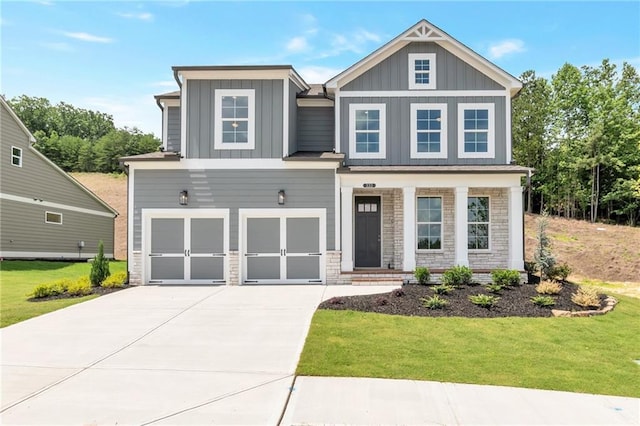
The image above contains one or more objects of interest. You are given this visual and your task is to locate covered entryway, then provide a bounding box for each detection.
[142,209,229,284]
[240,209,326,284]
[354,196,381,268]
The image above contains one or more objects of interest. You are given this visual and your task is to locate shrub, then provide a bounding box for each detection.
[484,282,504,294]
[30,279,71,298]
[534,213,556,280]
[375,296,388,306]
[101,271,127,288]
[432,284,454,295]
[536,281,562,295]
[548,263,572,282]
[414,266,431,285]
[531,295,555,308]
[66,279,93,296]
[571,287,601,309]
[421,295,448,310]
[392,288,405,297]
[469,294,499,309]
[441,265,473,287]
[491,269,521,287]
[90,240,110,287]
[524,261,536,274]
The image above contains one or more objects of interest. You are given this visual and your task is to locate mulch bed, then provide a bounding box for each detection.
[319,282,607,318]
[28,286,129,302]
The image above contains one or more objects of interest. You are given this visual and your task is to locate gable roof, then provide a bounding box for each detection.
[0,97,118,217]
[325,19,522,96]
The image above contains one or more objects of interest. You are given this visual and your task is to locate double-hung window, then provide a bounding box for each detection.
[417,197,442,250]
[214,89,255,150]
[458,103,495,158]
[468,196,490,250]
[349,103,386,159]
[408,53,436,90]
[11,146,22,167]
[410,104,447,158]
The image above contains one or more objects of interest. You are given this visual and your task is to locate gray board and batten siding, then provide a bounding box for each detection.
[0,199,115,256]
[297,106,335,152]
[133,169,335,251]
[186,79,284,159]
[340,96,507,165]
[343,42,506,92]
[166,106,181,153]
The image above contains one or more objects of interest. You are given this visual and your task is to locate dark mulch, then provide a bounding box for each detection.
[319,282,607,318]
[28,286,129,302]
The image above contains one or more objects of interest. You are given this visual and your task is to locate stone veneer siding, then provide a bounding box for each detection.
[129,251,143,285]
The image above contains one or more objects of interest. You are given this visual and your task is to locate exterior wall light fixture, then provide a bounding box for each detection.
[179,190,189,206]
[278,190,286,205]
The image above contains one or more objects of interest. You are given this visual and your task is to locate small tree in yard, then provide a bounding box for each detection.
[90,240,110,287]
[533,212,556,280]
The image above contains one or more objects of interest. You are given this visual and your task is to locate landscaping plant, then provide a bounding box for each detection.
[536,281,562,295]
[66,279,93,296]
[432,284,455,295]
[441,265,473,286]
[533,213,556,280]
[469,294,499,309]
[101,271,127,288]
[421,295,449,310]
[531,295,556,307]
[548,263,572,282]
[414,266,431,285]
[485,282,504,294]
[90,240,110,287]
[571,287,601,308]
[491,269,521,287]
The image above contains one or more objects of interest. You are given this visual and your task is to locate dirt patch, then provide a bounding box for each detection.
[319,283,607,318]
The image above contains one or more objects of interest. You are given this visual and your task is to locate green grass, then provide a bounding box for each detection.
[0,260,127,328]
[297,296,640,398]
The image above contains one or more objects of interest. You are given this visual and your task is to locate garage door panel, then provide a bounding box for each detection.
[247,218,280,254]
[247,257,280,280]
[191,218,224,254]
[286,218,319,253]
[191,257,224,280]
[286,257,320,280]
[151,257,184,280]
[151,219,184,253]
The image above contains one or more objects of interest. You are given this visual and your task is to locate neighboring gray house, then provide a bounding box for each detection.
[0,97,117,259]
[123,19,528,285]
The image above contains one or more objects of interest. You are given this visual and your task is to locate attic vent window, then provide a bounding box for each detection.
[45,211,63,225]
[409,53,436,90]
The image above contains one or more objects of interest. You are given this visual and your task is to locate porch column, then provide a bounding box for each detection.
[403,186,416,271]
[454,186,469,267]
[341,186,354,271]
[508,186,525,270]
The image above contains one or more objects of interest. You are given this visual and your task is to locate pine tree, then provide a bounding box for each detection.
[90,240,111,287]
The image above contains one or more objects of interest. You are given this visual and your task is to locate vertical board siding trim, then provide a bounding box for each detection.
[335,89,341,153]
[283,78,289,157]
[162,106,168,150]
[128,168,135,272]
[505,90,512,164]
[335,173,341,251]
[181,79,187,156]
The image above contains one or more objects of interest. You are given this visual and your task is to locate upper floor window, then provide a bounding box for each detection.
[349,103,386,159]
[214,89,255,150]
[408,53,436,90]
[410,104,447,159]
[417,196,442,250]
[45,211,63,225]
[468,196,490,250]
[458,103,495,159]
[11,146,22,167]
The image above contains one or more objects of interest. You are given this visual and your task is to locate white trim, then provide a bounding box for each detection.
[180,79,188,156]
[142,208,230,285]
[467,195,491,252]
[214,89,256,150]
[0,192,116,218]
[508,186,525,270]
[283,79,289,157]
[340,172,521,189]
[410,103,448,159]
[45,211,63,225]
[340,187,354,271]
[402,187,416,271]
[334,173,341,251]
[416,195,443,252]
[10,145,23,167]
[0,251,114,259]
[127,168,135,267]
[159,99,181,151]
[458,103,495,159]
[349,103,386,159]
[125,158,339,170]
[454,186,469,267]
[179,69,309,91]
[297,98,334,107]
[1,98,36,143]
[408,53,436,90]
[340,90,506,98]
[334,88,341,153]
[505,90,512,164]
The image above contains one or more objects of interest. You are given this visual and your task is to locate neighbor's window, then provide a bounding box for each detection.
[214,89,255,150]
[408,53,436,90]
[11,146,22,167]
[45,211,63,225]
[349,103,386,159]
[458,103,495,158]
[467,196,489,250]
[410,104,447,158]
[417,197,442,250]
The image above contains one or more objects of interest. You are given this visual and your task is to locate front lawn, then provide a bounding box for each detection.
[0,260,127,327]
[297,294,640,398]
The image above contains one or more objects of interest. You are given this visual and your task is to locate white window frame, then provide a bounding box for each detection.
[467,196,490,251]
[45,211,63,225]
[458,103,495,159]
[349,103,386,160]
[410,103,447,159]
[408,53,436,90]
[416,196,443,251]
[214,89,255,150]
[11,146,22,167]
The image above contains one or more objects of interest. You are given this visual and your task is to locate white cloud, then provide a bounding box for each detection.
[488,39,525,60]
[41,42,73,52]
[325,28,383,57]
[286,36,308,53]
[35,1,54,6]
[118,12,154,21]
[63,32,113,43]
[298,66,343,83]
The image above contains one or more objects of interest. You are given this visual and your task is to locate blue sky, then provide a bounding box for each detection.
[2,1,639,137]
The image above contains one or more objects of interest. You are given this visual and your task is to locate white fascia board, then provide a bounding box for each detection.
[180,69,294,81]
[288,69,311,91]
[297,98,334,107]
[0,192,116,218]
[340,172,521,189]
[180,79,188,156]
[160,98,180,107]
[340,90,507,98]
[125,158,339,170]
[127,168,135,265]
[283,79,289,157]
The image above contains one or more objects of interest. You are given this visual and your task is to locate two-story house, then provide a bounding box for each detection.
[122,19,528,285]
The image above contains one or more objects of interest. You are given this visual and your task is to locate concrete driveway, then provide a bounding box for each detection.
[1,285,388,425]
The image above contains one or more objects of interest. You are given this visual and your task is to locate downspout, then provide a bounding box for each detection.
[173,69,182,89]
[155,97,164,112]
[122,163,131,284]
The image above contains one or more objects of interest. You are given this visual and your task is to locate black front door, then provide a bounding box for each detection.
[354,196,381,268]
